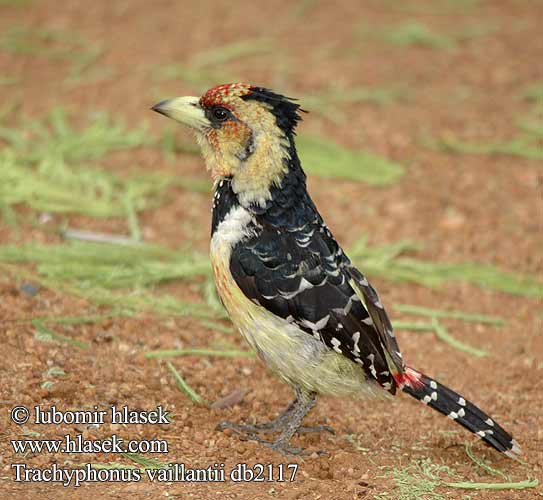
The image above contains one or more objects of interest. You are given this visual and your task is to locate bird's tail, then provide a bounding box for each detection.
[399,366,521,458]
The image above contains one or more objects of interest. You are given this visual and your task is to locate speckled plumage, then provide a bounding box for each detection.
[152,83,521,458]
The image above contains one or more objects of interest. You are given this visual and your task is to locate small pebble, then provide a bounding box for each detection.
[20,283,40,297]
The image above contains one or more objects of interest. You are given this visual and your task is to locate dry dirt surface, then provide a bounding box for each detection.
[0,0,542,499]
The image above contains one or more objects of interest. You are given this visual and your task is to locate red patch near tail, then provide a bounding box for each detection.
[394,366,424,389]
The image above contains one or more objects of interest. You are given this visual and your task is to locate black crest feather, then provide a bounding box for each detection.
[241,87,304,135]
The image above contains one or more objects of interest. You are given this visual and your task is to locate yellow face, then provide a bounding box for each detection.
[152,83,290,206]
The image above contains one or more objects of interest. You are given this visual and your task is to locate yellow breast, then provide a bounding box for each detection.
[209,205,383,399]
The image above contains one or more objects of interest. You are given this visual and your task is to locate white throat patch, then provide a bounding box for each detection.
[211,205,257,250]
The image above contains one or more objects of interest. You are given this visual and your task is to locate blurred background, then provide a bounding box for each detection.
[0,0,541,498]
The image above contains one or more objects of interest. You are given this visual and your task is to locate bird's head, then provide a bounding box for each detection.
[152,83,303,206]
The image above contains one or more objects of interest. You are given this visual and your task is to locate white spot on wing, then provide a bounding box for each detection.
[300,315,330,331]
[327,268,340,277]
[299,277,314,291]
[351,332,361,356]
[278,277,316,299]
[331,337,342,353]
[296,238,312,248]
[342,297,353,315]
[366,353,377,378]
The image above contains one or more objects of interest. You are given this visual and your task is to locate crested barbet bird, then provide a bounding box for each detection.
[152,83,521,457]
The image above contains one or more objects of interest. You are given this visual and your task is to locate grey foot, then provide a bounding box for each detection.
[217,422,328,456]
[265,440,329,456]
[296,424,335,435]
[264,440,309,456]
[217,420,334,436]
[217,420,278,435]
[217,386,326,456]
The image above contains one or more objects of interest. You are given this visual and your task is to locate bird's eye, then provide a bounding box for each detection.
[212,106,230,122]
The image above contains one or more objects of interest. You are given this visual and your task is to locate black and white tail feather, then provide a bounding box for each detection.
[402,368,521,458]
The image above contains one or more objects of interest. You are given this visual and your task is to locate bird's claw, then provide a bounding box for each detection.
[217,422,277,434]
[296,424,335,435]
[263,440,328,456]
[216,420,330,456]
[217,420,334,436]
[265,441,308,456]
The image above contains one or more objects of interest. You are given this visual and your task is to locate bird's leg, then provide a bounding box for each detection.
[217,399,298,435]
[218,387,332,455]
[218,386,333,435]
[264,389,320,455]
[284,387,334,435]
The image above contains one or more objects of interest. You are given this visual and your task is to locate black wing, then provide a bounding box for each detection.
[230,215,405,393]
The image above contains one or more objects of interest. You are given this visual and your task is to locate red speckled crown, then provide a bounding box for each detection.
[200,83,253,108]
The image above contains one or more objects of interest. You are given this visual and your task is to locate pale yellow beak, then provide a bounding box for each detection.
[151,96,210,130]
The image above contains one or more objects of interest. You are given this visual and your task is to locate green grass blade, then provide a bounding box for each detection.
[0,110,168,221]
[86,462,139,470]
[0,26,105,82]
[146,348,254,359]
[123,196,142,242]
[120,452,169,470]
[464,443,510,480]
[431,319,488,358]
[202,277,228,318]
[393,321,436,331]
[378,22,457,49]
[349,236,543,298]
[444,478,538,490]
[298,134,405,185]
[0,257,214,320]
[0,241,211,289]
[32,319,90,349]
[166,362,205,405]
[299,85,405,123]
[198,319,234,334]
[189,38,272,68]
[394,304,505,325]
[394,318,488,358]
[20,312,132,325]
[522,83,543,103]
